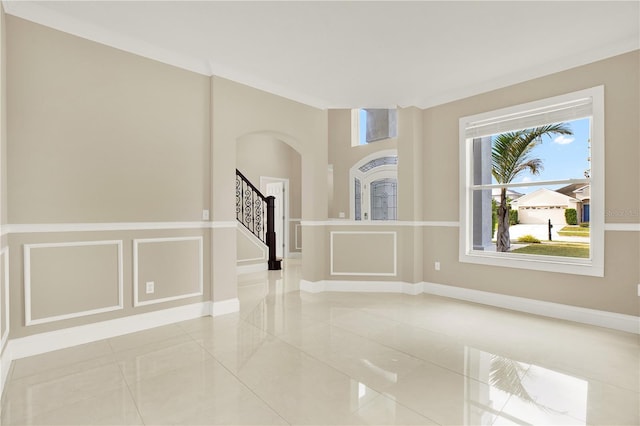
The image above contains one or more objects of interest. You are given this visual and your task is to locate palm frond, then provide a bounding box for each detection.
[491,123,572,184]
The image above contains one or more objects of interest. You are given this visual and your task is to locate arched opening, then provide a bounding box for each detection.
[236,132,303,261]
[349,149,398,220]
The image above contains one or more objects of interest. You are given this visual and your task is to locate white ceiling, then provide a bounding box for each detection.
[4,1,639,109]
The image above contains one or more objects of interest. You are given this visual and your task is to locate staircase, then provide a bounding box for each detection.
[235,169,282,270]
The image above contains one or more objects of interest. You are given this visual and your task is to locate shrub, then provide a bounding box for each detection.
[517,234,541,243]
[491,199,497,235]
[565,208,578,225]
[509,209,518,225]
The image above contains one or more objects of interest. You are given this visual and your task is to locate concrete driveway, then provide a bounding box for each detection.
[506,224,589,243]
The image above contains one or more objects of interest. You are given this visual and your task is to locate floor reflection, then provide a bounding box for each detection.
[2,258,637,425]
[466,347,590,425]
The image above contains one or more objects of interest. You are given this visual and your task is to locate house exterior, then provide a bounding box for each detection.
[557,183,591,222]
[511,188,581,225]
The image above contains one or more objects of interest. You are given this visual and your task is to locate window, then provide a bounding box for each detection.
[351,109,398,146]
[459,86,604,276]
[350,150,398,220]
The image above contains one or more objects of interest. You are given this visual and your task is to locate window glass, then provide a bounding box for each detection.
[370,178,397,220]
[459,87,604,276]
[352,109,398,145]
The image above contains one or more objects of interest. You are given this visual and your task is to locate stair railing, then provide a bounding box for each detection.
[235,169,282,270]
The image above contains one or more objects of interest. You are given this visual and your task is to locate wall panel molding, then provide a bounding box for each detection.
[330,231,397,276]
[294,223,302,250]
[0,248,9,352]
[23,241,124,326]
[133,236,204,307]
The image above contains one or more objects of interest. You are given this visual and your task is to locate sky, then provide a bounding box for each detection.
[492,117,591,193]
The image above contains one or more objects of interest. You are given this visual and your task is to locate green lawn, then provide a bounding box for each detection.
[557,225,590,237]
[511,242,590,258]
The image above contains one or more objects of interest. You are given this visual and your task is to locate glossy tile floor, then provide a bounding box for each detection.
[1,260,639,425]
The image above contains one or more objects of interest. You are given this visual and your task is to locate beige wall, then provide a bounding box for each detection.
[9,229,210,338]
[6,16,212,338]
[328,109,397,219]
[237,133,302,255]
[2,10,637,351]
[318,52,639,317]
[7,17,211,224]
[211,76,327,282]
[422,51,639,316]
[0,6,7,352]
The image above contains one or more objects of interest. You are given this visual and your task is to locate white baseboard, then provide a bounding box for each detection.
[287,252,302,259]
[422,282,640,334]
[7,302,212,361]
[237,263,268,274]
[300,279,640,334]
[0,299,242,395]
[211,298,240,317]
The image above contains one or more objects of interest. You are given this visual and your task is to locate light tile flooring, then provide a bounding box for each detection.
[1,260,639,425]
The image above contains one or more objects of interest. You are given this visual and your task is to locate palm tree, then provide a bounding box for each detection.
[492,124,573,252]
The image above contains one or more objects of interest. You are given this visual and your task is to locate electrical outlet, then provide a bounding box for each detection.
[146,281,155,294]
[435,261,441,271]
[637,283,640,297]
[202,209,210,220]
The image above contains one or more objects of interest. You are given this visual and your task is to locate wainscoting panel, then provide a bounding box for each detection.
[133,237,203,307]
[1,248,9,350]
[23,241,123,326]
[291,219,302,252]
[330,231,397,276]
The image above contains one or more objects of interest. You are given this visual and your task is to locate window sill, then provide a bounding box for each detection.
[460,251,604,277]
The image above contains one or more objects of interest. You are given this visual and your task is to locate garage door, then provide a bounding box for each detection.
[518,207,566,225]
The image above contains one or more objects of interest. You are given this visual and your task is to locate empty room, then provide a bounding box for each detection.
[0,1,638,425]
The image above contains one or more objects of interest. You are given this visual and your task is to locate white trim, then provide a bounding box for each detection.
[237,263,268,275]
[1,248,10,353]
[6,221,234,234]
[1,1,211,76]
[330,231,397,276]
[301,220,459,227]
[7,302,212,362]
[23,240,124,326]
[349,149,398,220]
[236,224,267,263]
[1,343,11,397]
[300,279,639,334]
[287,252,302,259]
[459,86,605,278]
[211,298,240,317]
[605,223,640,231]
[415,221,460,228]
[294,223,302,250]
[133,237,204,307]
[211,221,238,229]
[422,282,639,335]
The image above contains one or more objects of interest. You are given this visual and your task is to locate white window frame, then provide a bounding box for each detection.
[350,149,398,220]
[459,86,604,277]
